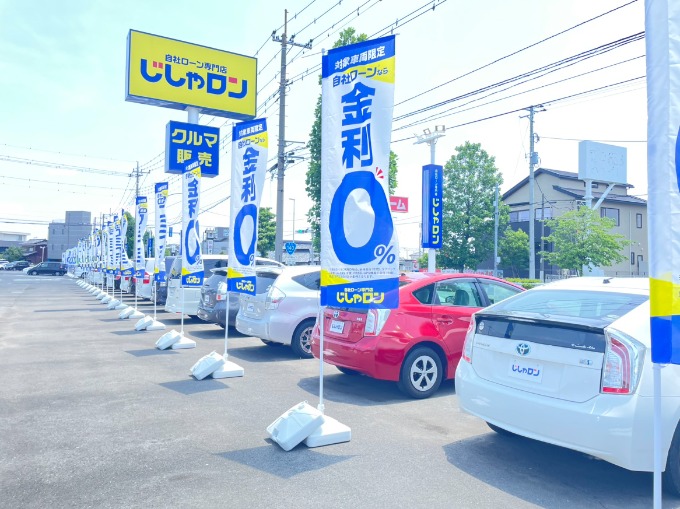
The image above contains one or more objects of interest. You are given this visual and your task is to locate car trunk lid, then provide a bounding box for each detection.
[471,314,606,403]
[320,308,369,343]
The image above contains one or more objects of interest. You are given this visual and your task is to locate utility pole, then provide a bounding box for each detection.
[524,105,543,280]
[493,183,499,278]
[272,10,312,262]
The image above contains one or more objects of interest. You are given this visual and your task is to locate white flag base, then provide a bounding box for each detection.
[190,351,225,380]
[135,315,154,331]
[101,295,112,304]
[118,307,135,319]
[89,287,100,294]
[98,293,108,301]
[146,320,166,331]
[156,330,182,349]
[211,359,244,379]
[106,299,121,309]
[93,290,104,297]
[303,415,351,448]
[171,337,196,349]
[114,302,127,310]
[267,401,325,451]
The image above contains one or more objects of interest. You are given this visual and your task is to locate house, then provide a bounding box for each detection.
[502,168,647,279]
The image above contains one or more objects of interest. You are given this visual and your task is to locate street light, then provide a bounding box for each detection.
[40,245,46,262]
[289,198,296,242]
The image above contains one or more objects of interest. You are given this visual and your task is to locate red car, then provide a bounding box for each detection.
[311,273,524,399]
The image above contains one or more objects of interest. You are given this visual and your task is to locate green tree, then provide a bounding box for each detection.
[541,207,630,275]
[4,246,24,261]
[499,227,529,278]
[257,207,276,256]
[439,141,507,271]
[305,28,398,252]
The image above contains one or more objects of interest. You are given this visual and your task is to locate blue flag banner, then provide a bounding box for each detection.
[320,36,399,309]
[181,163,204,287]
[228,118,268,295]
[165,120,220,177]
[134,197,148,278]
[647,0,680,364]
[422,164,443,249]
[154,183,169,283]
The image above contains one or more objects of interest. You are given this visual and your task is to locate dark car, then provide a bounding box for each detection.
[7,260,30,271]
[28,261,66,276]
[197,266,282,328]
[152,256,177,305]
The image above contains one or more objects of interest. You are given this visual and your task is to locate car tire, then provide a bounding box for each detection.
[664,423,680,495]
[291,319,315,359]
[336,366,360,375]
[486,422,515,437]
[398,346,443,399]
[29,271,37,275]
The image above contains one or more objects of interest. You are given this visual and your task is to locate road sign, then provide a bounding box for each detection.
[285,242,297,255]
[390,196,409,213]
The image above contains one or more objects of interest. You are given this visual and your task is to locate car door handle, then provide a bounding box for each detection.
[435,316,453,325]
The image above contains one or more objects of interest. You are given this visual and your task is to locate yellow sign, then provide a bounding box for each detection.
[126,30,257,119]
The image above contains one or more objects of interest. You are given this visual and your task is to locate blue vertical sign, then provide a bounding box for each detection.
[165,121,220,177]
[421,164,443,249]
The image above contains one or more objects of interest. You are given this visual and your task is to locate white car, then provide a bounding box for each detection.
[236,265,320,358]
[456,277,680,494]
[135,258,155,300]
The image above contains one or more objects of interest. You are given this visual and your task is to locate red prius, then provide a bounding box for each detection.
[311,272,523,399]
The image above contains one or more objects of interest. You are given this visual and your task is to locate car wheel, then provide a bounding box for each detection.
[336,366,360,375]
[261,339,282,346]
[291,319,315,359]
[664,423,680,495]
[398,346,443,399]
[29,271,37,275]
[486,422,515,437]
[53,271,59,276]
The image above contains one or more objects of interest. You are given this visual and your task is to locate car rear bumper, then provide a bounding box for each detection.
[455,360,676,472]
[310,334,401,381]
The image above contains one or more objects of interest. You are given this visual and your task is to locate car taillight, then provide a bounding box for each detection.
[143,272,150,284]
[216,281,227,301]
[601,329,645,395]
[265,287,286,309]
[461,316,476,363]
[364,309,391,336]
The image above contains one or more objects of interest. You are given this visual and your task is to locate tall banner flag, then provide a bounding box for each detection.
[181,162,204,286]
[120,213,134,276]
[134,197,148,278]
[320,36,399,308]
[154,183,169,282]
[107,220,115,275]
[114,216,123,276]
[228,118,268,295]
[648,0,680,363]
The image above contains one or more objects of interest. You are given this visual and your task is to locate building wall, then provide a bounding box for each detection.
[0,232,29,242]
[47,211,92,261]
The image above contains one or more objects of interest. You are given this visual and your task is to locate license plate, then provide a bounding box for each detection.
[329,320,344,334]
[508,359,544,383]
[246,303,254,313]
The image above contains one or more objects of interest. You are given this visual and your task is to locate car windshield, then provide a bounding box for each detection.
[488,289,648,323]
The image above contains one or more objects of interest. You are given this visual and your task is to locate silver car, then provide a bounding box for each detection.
[236,265,320,358]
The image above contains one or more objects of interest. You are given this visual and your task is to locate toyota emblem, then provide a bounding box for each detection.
[516,343,531,356]
[333,310,340,319]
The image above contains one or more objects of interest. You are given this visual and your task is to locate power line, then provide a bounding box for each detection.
[0,154,132,176]
[542,136,646,143]
[394,0,640,107]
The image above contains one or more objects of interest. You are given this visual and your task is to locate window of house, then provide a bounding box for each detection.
[631,252,635,265]
[636,213,643,228]
[600,207,620,226]
[535,207,552,219]
[509,209,530,222]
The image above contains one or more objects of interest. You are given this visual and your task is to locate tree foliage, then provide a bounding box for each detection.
[540,207,629,275]
[4,246,25,261]
[439,141,507,271]
[499,227,529,278]
[257,207,276,256]
[305,28,398,252]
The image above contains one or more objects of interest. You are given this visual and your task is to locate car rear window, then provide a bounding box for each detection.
[291,271,321,290]
[489,289,648,322]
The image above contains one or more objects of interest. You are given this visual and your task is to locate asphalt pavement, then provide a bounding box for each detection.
[1,272,678,508]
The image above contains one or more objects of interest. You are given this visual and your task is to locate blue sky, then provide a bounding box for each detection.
[0,0,646,258]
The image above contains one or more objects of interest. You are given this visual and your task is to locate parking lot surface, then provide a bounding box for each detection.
[1,272,678,508]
